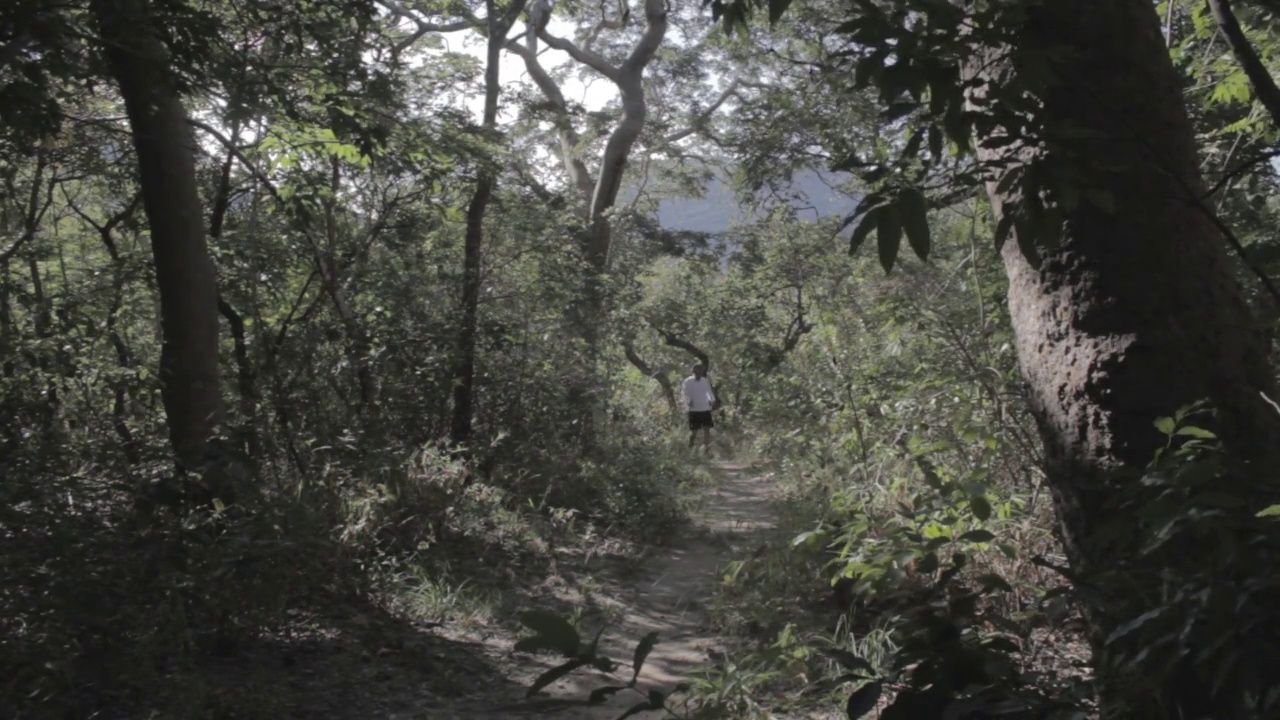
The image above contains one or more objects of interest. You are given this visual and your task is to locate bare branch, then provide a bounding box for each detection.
[187,118,286,203]
[538,28,620,80]
[623,341,677,414]
[655,326,710,369]
[504,39,596,202]
[580,0,628,52]
[664,78,742,144]
[0,152,58,264]
[377,0,478,54]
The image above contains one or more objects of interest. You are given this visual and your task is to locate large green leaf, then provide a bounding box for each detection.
[517,610,581,657]
[897,188,931,260]
[631,631,659,683]
[846,681,882,719]
[589,685,627,704]
[969,495,992,521]
[848,207,880,255]
[821,648,876,676]
[767,0,794,24]
[876,204,902,272]
[527,658,587,697]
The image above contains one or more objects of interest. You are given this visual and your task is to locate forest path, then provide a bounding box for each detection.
[455,461,779,719]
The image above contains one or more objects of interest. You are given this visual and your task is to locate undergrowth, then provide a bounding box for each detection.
[0,416,711,718]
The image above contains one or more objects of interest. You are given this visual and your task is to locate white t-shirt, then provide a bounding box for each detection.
[682,375,715,412]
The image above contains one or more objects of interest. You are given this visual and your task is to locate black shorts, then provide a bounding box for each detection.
[688,411,714,430]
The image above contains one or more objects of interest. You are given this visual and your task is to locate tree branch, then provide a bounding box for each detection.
[664,79,742,144]
[1209,0,1280,129]
[623,341,677,414]
[377,0,478,55]
[581,0,629,52]
[504,38,596,203]
[537,28,620,81]
[655,326,710,369]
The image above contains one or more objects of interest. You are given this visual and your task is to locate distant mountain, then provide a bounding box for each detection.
[651,169,858,234]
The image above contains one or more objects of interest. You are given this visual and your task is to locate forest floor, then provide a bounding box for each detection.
[195,462,795,720]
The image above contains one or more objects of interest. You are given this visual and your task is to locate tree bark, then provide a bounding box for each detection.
[451,0,525,449]
[973,0,1280,714]
[92,0,225,472]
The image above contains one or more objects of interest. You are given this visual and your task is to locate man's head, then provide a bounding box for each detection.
[692,363,706,378]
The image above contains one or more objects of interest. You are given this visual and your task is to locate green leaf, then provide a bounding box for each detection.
[846,681,883,719]
[1257,504,1280,518]
[1175,425,1216,439]
[1104,607,1166,647]
[883,102,917,121]
[916,551,940,574]
[1153,417,1176,435]
[527,659,587,697]
[958,529,995,543]
[589,685,627,704]
[617,701,658,719]
[877,204,902,272]
[631,631,659,683]
[647,688,666,707]
[821,648,876,675]
[767,0,794,24]
[975,573,1014,593]
[515,636,569,655]
[1013,213,1042,269]
[518,610,581,657]
[1085,188,1116,213]
[848,208,879,256]
[993,211,1015,252]
[927,125,943,161]
[902,128,925,159]
[898,188,931,260]
[969,496,992,522]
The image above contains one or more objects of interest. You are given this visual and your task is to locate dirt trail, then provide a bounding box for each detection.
[226,463,779,720]
[463,462,778,718]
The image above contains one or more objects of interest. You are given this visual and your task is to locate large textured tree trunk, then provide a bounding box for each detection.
[975,0,1280,715]
[92,0,225,473]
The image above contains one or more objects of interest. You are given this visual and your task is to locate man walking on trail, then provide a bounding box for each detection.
[682,364,715,454]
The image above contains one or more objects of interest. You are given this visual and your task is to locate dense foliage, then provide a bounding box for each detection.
[4,0,1280,717]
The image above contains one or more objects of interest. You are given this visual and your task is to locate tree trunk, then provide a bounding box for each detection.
[509,0,668,449]
[976,0,1280,714]
[92,0,225,473]
[452,0,523,449]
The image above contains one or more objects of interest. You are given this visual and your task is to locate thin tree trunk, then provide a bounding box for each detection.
[973,0,1280,714]
[208,142,258,456]
[319,158,377,414]
[92,0,225,474]
[71,191,144,463]
[451,0,526,449]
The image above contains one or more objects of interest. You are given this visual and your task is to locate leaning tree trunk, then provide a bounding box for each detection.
[974,0,1280,715]
[92,0,225,475]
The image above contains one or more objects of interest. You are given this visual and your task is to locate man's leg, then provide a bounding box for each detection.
[702,427,712,455]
